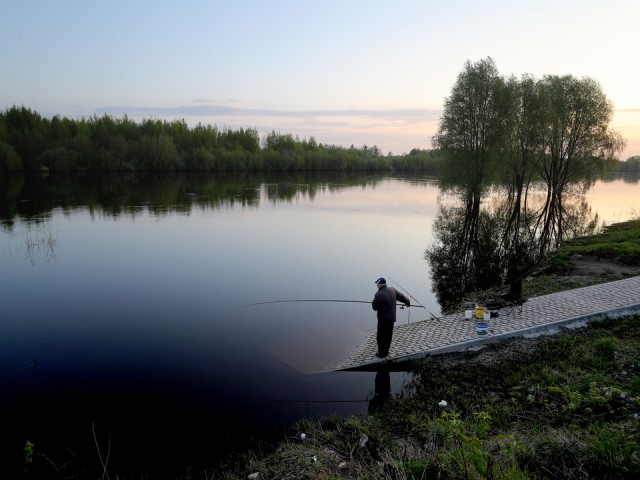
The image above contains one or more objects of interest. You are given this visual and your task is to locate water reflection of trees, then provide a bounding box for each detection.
[599,172,640,184]
[427,180,601,313]
[0,172,395,230]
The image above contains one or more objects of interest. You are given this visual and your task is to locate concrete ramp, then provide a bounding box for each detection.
[334,276,640,371]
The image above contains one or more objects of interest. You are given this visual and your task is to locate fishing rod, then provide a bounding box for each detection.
[388,277,439,321]
[234,299,413,310]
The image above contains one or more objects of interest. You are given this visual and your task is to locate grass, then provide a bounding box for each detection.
[562,219,640,265]
[549,218,640,270]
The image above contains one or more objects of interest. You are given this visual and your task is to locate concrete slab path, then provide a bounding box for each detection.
[334,275,640,371]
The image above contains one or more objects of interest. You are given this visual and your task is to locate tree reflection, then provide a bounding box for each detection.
[0,171,387,230]
[426,189,502,313]
[426,177,600,313]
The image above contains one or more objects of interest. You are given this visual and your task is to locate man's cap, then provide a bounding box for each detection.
[375,277,386,285]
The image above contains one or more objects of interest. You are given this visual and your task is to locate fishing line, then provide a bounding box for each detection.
[388,277,440,321]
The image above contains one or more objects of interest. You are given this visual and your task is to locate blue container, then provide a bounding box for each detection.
[475,322,488,335]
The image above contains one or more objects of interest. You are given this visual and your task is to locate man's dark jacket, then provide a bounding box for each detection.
[372,285,410,321]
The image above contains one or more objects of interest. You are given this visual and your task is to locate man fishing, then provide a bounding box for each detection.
[372,277,411,358]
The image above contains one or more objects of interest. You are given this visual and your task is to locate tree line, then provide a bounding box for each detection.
[0,106,443,174]
[618,155,640,173]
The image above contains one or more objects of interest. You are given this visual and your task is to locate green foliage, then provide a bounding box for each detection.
[0,106,440,174]
[388,148,444,173]
[24,440,34,465]
[0,142,22,172]
[38,146,78,172]
[559,219,640,265]
[3,105,47,170]
[618,155,640,173]
[543,251,575,274]
[431,410,493,478]
[136,134,179,170]
[585,423,640,476]
[593,336,618,363]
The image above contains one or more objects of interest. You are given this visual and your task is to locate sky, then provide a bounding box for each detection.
[1,0,639,159]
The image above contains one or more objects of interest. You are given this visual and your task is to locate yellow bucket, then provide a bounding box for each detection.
[475,305,485,319]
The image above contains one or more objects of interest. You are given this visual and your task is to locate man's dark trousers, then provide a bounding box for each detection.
[377,318,394,357]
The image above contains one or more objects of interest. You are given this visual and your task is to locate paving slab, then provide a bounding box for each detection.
[334,275,640,371]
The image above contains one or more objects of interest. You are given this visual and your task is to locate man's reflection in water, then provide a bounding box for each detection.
[368,368,391,414]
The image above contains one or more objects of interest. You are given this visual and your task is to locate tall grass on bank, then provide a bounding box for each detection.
[24,220,58,265]
[556,219,640,267]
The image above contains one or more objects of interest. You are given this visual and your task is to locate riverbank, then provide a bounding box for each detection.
[215,220,640,479]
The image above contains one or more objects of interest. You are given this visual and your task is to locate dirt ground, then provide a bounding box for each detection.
[557,255,640,285]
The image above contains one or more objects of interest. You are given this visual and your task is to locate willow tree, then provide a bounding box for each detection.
[497,74,547,281]
[429,57,512,299]
[534,75,626,254]
[433,57,511,186]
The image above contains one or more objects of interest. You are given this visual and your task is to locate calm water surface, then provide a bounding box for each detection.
[1,172,638,474]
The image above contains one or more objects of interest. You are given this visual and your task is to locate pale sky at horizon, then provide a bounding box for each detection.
[1,0,639,159]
